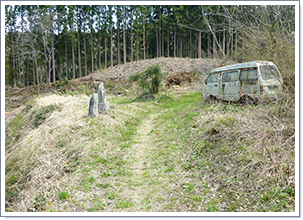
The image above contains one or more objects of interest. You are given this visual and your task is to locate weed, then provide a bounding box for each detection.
[157,93,174,103]
[58,191,69,200]
[184,183,195,191]
[115,200,134,209]
[207,201,219,212]
[85,176,96,184]
[88,199,105,211]
[106,191,118,200]
[9,113,23,141]
[96,182,111,189]
[31,104,62,127]
[28,192,47,212]
[165,167,174,173]
[56,139,67,148]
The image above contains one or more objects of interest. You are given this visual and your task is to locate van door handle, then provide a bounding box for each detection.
[215,84,217,87]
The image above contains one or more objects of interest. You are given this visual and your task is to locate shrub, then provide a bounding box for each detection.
[129,64,165,95]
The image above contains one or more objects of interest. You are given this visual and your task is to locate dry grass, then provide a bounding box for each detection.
[5,93,142,212]
[154,96,295,212]
[5,82,295,213]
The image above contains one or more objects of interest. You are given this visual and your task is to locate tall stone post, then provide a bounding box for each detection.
[98,83,110,112]
[88,93,98,118]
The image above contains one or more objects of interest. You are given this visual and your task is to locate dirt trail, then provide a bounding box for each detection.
[123,112,159,211]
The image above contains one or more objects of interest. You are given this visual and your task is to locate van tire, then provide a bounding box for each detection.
[240,95,256,105]
[207,95,218,103]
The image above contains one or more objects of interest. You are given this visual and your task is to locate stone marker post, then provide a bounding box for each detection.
[88,93,98,118]
[98,83,110,112]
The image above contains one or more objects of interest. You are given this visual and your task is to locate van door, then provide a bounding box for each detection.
[205,72,220,99]
[222,71,240,101]
[239,68,259,97]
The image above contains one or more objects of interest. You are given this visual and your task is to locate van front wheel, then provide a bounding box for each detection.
[240,95,256,105]
[207,95,218,103]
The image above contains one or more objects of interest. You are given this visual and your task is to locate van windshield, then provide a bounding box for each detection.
[260,65,280,80]
[206,73,219,83]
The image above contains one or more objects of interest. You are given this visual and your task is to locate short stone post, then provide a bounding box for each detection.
[88,93,98,118]
[98,83,110,112]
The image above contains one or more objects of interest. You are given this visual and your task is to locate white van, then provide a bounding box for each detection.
[202,61,283,103]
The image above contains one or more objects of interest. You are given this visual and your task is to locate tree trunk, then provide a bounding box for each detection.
[48,53,51,86]
[123,6,126,64]
[208,32,210,58]
[156,28,159,57]
[98,30,101,69]
[143,13,146,60]
[98,12,102,69]
[130,8,133,62]
[21,14,25,87]
[160,7,164,57]
[213,31,216,58]
[72,44,75,79]
[91,15,94,73]
[167,25,169,57]
[117,6,120,65]
[235,28,237,53]
[136,35,139,61]
[223,28,225,58]
[32,58,36,85]
[34,54,40,95]
[78,31,82,78]
[84,33,87,76]
[105,33,107,68]
[180,34,182,58]
[65,34,68,79]
[198,31,201,58]
[174,29,177,57]
[52,34,55,82]
[110,27,113,68]
[190,30,192,58]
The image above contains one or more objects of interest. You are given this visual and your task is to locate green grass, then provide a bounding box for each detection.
[5,87,295,212]
[31,104,63,127]
[58,191,70,200]
[115,200,134,209]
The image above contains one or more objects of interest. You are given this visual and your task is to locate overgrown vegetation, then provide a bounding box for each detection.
[5,23,295,212]
[128,64,165,95]
[31,104,63,127]
[5,85,295,212]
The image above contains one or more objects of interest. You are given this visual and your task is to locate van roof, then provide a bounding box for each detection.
[210,61,275,73]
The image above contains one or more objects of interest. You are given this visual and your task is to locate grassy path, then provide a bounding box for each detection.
[122,111,159,211]
[5,92,295,213]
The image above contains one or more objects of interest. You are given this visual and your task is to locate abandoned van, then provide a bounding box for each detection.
[202,61,283,103]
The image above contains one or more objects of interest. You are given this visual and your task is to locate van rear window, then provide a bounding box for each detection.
[206,73,219,83]
[240,69,257,81]
[222,71,238,82]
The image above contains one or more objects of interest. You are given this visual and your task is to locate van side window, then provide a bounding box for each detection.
[206,73,219,83]
[240,69,257,81]
[222,71,238,82]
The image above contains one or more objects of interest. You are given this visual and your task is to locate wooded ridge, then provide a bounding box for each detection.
[5,5,295,90]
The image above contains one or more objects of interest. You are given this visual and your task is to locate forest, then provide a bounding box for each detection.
[5,5,295,89]
[4,4,297,213]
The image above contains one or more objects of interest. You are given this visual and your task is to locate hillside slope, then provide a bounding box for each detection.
[78,57,219,83]
[5,57,219,114]
[4,57,295,213]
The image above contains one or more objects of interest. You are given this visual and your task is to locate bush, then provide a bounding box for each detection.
[129,64,165,95]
